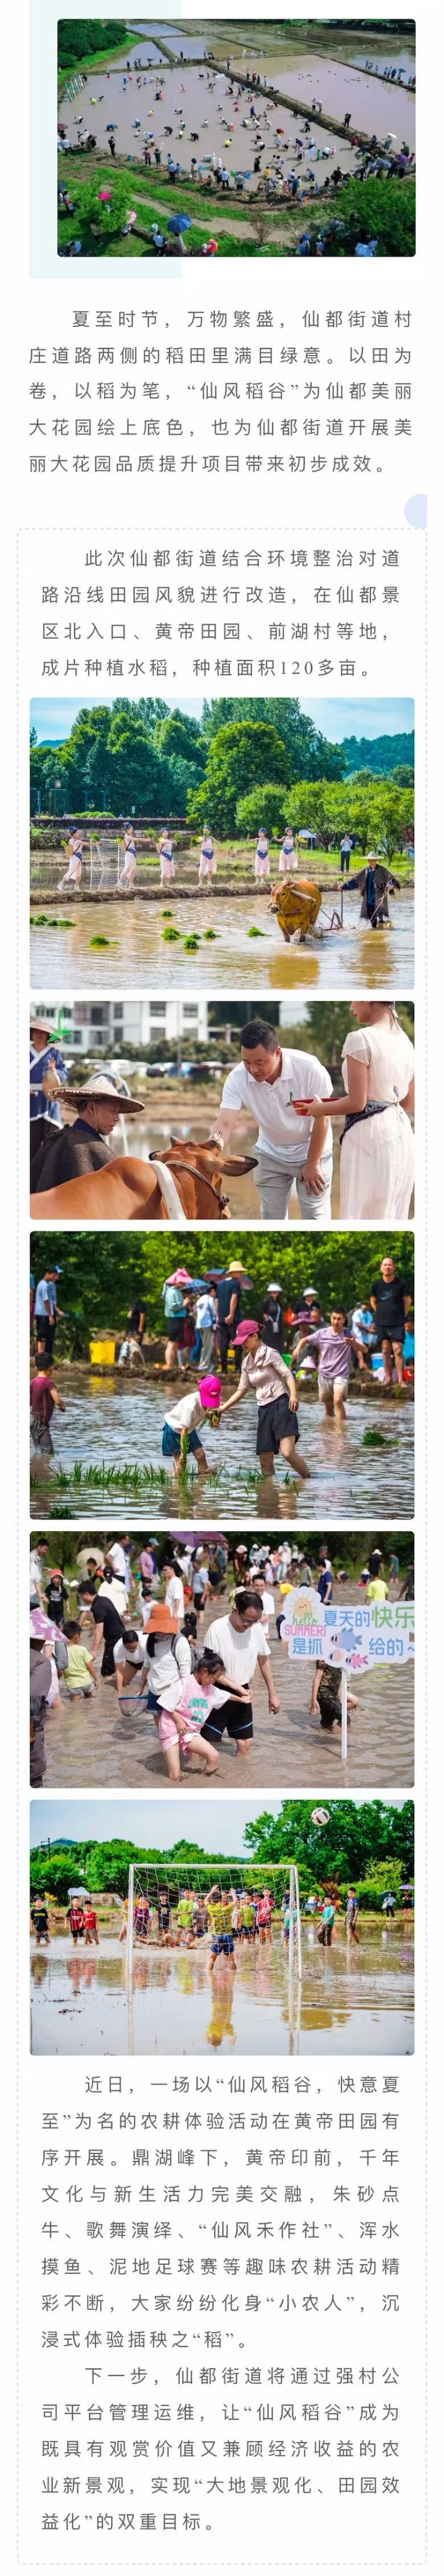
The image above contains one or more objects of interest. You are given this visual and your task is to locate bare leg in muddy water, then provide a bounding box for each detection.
[258,1438,310,1479]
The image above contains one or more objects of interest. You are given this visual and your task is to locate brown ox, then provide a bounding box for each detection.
[30,1137,258,1223]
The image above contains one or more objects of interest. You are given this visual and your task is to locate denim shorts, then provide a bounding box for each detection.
[162,1423,203,1457]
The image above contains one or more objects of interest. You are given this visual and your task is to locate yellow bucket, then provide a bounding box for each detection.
[89,1338,116,1365]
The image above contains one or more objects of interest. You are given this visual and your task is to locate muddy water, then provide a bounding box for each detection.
[30,1924,414,2056]
[257,52,415,149]
[60,57,363,180]
[30,892,414,994]
[44,1610,413,1791]
[30,1375,414,1521]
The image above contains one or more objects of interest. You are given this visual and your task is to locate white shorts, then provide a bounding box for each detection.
[318,1373,349,1402]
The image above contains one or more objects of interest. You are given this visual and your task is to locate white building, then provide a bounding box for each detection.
[31,997,209,1054]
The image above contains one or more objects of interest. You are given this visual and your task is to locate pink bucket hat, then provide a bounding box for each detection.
[233,1319,259,1345]
[199,1374,222,1409]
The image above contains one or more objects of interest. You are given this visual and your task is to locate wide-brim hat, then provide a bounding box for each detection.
[227,1261,245,1276]
[62,1074,144,1113]
[30,1015,59,1039]
[147,1603,179,1637]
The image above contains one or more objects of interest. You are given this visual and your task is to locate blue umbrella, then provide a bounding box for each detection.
[168,212,192,235]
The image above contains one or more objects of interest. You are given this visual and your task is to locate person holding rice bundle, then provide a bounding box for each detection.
[279,825,296,875]
[292,999,414,1220]
[254,826,270,880]
[220,1322,310,1480]
[162,1371,223,1478]
[158,828,175,885]
[120,824,138,886]
[199,829,216,886]
[58,824,84,890]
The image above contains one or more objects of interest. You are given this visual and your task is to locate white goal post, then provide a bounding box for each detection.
[126,1859,302,1984]
[89,837,123,889]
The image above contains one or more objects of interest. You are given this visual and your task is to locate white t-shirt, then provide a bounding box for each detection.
[165,1389,205,1433]
[204,1613,270,1705]
[165,1572,185,1621]
[144,1632,192,1711]
[97,1577,127,1618]
[220,1047,332,1163]
[108,1542,126,1581]
[252,1587,275,1629]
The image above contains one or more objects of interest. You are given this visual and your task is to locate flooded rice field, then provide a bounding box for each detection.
[256,52,415,149]
[58,55,401,185]
[43,1602,414,1791]
[30,891,414,994]
[30,1924,414,2056]
[30,1373,414,1521]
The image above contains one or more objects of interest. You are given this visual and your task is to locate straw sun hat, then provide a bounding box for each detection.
[62,1073,144,1113]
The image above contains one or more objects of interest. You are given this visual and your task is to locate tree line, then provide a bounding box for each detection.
[30,1229,414,1350]
[30,697,414,844]
[30,1800,414,1904]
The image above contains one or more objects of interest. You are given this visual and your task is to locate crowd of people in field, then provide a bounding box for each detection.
[30,1529,412,1788]
[30,1874,411,1959]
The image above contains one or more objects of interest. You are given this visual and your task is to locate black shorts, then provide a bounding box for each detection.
[256,1394,299,1456]
[200,1693,253,1743]
[165,1316,186,1343]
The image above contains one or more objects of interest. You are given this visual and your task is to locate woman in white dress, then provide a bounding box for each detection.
[158,831,175,886]
[199,830,216,887]
[292,1001,414,1221]
[254,828,269,881]
[58,826,83,890]
[279,826,296,876]
[120,825,138,887]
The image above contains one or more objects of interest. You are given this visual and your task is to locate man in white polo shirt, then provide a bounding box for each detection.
[199,1592,280,1760]
[214,1016,333,1220]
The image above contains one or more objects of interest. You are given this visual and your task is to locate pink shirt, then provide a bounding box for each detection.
[174,1676,215,1730]
[238,1342,291,1410]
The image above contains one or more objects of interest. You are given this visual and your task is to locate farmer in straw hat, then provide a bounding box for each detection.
[31,1073,145,1190]
[30,1013,68,1187]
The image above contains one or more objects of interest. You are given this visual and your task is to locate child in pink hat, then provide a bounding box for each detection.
[162,1373,222,1478]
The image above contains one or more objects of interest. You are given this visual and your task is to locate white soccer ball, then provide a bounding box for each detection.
[311,1807,330,1827]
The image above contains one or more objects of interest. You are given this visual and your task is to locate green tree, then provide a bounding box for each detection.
[334,174,415,259]
[154,713,207,771]
[341,733,414,778]
[58,22,128,73]
[236,783,290,838]
[30,1229,414,1345]
[200,697,346,779]
[187,721,292,836]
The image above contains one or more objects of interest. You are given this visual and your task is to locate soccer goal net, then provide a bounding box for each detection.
[89,837,123,890]
[125,1859,302,1985]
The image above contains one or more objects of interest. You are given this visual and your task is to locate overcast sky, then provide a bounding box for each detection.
[30,696,414,746]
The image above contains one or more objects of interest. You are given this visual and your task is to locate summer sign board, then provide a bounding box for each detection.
[282,1590,414,1672]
